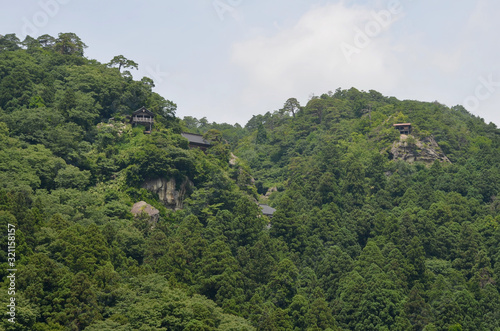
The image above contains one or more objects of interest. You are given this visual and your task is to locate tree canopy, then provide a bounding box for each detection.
[0,33,499,331]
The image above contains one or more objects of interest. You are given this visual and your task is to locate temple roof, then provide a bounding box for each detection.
[132,106,155,117]
[259,204,276,216]
[181,132,211,146]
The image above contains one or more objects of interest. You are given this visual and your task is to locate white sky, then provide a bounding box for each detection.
[1,0,499,126]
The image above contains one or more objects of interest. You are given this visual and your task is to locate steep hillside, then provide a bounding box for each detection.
[0,33,256,330]
[1,33,500,330]
[185,90,500,330]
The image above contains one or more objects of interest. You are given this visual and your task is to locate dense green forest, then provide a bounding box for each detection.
[0,33,499,330]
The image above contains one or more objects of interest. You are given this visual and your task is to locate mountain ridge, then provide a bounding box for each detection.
[0,33,499,330]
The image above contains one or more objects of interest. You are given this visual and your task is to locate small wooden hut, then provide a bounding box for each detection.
[393,123,412,135]
[131,107,155,133]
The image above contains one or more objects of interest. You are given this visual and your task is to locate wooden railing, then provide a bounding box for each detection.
[132,116,154,123]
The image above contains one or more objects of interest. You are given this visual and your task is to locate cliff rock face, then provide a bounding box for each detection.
[389,135,450,164]
[141,177,191,210]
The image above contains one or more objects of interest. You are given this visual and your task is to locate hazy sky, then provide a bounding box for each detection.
[1,0,499,126]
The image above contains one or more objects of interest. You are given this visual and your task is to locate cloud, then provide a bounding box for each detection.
[231,2,405,110]
[230,0,500,126]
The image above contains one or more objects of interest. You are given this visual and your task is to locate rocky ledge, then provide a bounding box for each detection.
[388,135,451,164]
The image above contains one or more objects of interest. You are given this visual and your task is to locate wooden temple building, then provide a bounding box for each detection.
[130,107,155,133]
[393,123,412,135]
[181,132,211,151]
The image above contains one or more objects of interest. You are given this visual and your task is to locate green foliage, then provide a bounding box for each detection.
[54,165,91,189]
[54,32,87,56]
[0,35,499,330]
[107,55,138,72]
[85,274,254,330]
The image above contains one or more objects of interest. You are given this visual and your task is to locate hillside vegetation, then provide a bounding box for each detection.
[1,33,500,330]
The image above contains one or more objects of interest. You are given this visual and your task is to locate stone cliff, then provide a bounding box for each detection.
[141,177,191,210]
[388,135,450,164]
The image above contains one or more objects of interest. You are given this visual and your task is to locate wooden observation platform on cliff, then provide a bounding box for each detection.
[393,123,412,135]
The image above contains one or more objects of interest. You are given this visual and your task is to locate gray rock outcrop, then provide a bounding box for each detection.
[141,177,191,210]
[389,135,450,164]
[131,201,159,225]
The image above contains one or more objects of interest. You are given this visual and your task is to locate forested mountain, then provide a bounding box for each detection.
[0,33,499,331]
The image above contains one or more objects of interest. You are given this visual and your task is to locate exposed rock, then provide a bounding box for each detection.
[141,177,191,210]
[389,135,450,164]
[97,121,128,136]
[231,153,256,185]
[229,152,238,166]
[131,201,159,225]
[265,186,278,197]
